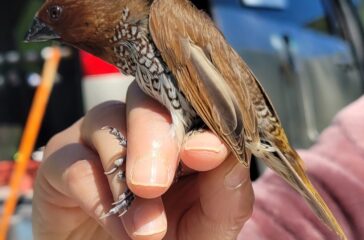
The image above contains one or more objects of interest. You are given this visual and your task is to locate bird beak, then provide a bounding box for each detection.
[24,17,61,43]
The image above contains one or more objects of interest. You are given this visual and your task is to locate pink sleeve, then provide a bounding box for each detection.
[238,96,364,240]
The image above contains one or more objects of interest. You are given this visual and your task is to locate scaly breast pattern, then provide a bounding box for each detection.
[109,8,196,129]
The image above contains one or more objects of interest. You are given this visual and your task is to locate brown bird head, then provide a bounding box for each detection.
[25,0,150,64]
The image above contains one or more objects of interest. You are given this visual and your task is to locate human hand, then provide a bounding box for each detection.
[32,82,254,240]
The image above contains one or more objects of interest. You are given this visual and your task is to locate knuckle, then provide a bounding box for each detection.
[82,101,126,143]
[43,131,67,158]
[46,132,63,150]
[85,101,124,125]
[64,159,93,187]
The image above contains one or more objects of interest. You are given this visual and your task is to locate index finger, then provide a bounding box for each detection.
[126,82,179,199]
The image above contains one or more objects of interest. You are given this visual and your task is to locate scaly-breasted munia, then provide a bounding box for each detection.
[25,0,346,239]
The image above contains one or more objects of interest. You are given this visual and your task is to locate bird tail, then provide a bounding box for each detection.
[257,143,347,240]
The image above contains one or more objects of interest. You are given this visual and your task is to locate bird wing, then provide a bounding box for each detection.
[149,1,347,239]
[149,0,259,166]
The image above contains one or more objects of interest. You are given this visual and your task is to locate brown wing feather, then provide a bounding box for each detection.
[149,1,347,239]
[149,0,258,166]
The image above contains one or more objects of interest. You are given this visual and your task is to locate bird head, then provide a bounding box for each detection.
[25,0,150,64]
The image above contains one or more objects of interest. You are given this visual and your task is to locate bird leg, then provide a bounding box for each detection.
[101,126,135,219]
[102,126,128,147]
[116,170,126,182]
[100,189,135,219]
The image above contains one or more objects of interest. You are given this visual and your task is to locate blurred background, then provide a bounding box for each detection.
[1,0,364,239]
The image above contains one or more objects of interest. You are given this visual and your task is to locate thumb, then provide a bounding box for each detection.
[182,153,254,239]
[199,154,254,230]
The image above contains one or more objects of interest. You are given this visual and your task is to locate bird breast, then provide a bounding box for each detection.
[108,11,197,132]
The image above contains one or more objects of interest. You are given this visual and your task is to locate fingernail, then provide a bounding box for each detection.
[184,133,224,153]
[131,157,170,187]
[224,163,249,190]
[133,202,167,236]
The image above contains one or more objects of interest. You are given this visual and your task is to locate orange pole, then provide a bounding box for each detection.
[0,47,62,240]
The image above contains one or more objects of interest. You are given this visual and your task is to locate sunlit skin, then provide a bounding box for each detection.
[33,83,253,240]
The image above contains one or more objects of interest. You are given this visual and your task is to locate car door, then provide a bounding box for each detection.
[210,0,363,148]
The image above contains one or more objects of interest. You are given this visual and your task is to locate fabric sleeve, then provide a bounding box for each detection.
[238,96,364,240]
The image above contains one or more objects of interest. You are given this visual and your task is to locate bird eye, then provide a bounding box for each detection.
[48,5,63,21]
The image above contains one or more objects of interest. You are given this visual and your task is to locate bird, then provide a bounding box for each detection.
[25,0,346,239]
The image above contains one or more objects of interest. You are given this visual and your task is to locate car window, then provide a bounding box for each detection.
[242,0,330,34]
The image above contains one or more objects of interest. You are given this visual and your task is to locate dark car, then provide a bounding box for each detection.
[204,0,364,148]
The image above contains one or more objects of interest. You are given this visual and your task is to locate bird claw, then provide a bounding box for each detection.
[100,208,119,220]
[100,189,135,219]
[104,158,125,175]
[112,189,133,206]
[104,166,118,175]
[100,129,134,218]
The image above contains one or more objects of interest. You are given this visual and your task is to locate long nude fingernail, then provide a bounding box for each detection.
[224,163,249,190]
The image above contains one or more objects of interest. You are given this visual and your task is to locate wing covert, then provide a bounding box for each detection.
[149,0,259,165]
